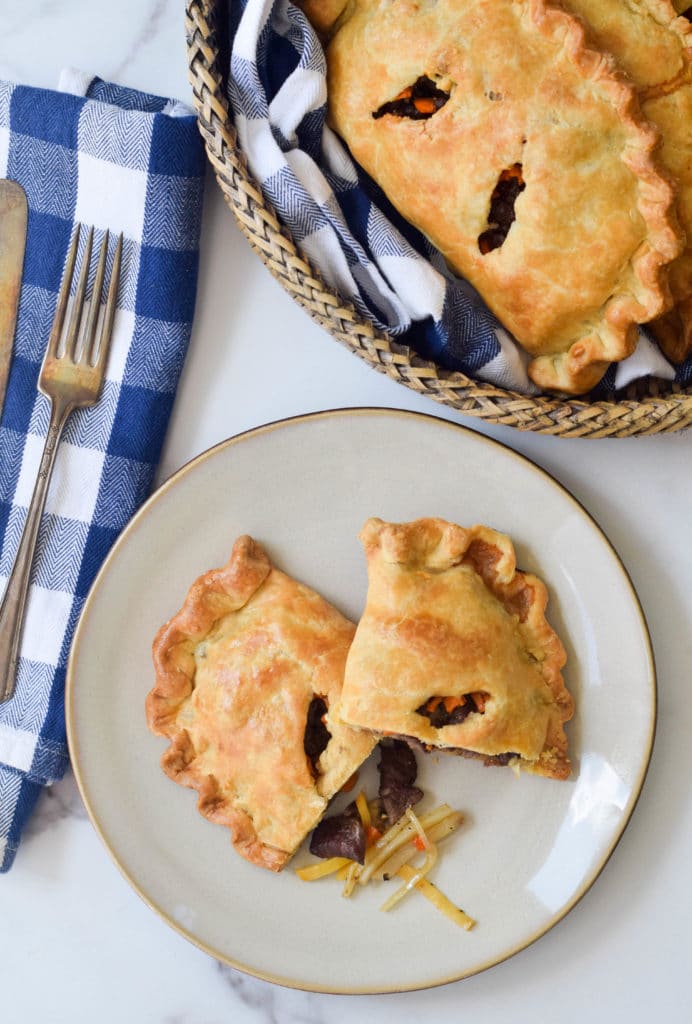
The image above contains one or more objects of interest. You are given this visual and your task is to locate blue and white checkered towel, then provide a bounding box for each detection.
[229,0,690,392]
[0,71,205,871]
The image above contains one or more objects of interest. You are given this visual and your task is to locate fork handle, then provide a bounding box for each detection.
[0,400,72,703]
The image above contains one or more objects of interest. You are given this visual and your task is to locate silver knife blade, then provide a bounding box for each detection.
[0,180,28,422]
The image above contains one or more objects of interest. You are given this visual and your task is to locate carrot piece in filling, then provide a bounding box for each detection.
[471,692,487,713]
[413,97,437,114]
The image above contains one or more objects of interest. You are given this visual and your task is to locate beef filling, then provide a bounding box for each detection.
[380,731,520,769]
[377,738,424,827]
[415,692,489,728]
[414,694,518,764]
[452,748,520,767]
[478,163,525,254]
[303,696,331,776]
[309,739,424,861]
[309,802,366,864]
[373,75,450,120]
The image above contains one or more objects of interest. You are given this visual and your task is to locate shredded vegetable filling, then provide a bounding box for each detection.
[296,794,475,930]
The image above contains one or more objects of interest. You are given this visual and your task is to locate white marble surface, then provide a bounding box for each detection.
[1,2,692,1021]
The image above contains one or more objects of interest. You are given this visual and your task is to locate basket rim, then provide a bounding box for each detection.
[184,0,692,437]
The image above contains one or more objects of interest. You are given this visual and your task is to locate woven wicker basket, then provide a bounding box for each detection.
[185,0,692,437]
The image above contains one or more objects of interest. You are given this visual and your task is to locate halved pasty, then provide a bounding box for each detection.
[146,536,376,871]
[300,0,682,393]
[339,518,573,780]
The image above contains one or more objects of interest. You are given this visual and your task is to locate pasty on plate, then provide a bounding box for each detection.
[298,0,682,393]
[339,518,573,780]
[146,536,376,871]
[557,0,692,363]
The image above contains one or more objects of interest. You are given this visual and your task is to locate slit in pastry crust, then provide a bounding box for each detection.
[478,163,526,255]
[339,518,574,781]
[373,75,451,120]
[146,536,376,871]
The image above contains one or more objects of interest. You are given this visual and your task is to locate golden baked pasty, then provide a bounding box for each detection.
[299,0,682,393]
[339,518,573,780]
[146,536,376,871]
[559,0,692,363]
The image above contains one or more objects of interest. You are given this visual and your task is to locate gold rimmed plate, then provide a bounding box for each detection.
[66,408,655,993]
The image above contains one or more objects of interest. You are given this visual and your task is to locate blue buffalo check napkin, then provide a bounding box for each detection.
[229,0,691,392]
[0,71,205,871]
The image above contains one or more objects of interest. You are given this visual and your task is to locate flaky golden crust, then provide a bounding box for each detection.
[340,518,573,780]
[302,0,682,393]
[560,0,692,362]
[147,536,376,871]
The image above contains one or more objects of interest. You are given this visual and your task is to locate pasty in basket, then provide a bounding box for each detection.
[339,518,573,780]
[557,0,692,363]
[146,535,376,871]
[298,0,682,393]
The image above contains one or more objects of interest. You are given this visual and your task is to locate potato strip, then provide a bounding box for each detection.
[375,811,463,881]
[358,804,456,885]
[295,856,352,880]
[355,791,371,828]
[379,809,438,912]
[341,860,360,897]
[395,864,475,930]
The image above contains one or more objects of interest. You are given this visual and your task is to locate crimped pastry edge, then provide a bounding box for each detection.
[642,0,692,362]
[526,0,683,393]
[147,536,294,870]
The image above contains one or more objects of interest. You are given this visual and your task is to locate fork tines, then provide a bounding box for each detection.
[46,224,123,368]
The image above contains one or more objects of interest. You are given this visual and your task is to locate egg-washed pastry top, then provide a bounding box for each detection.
[557,0,692,364]
[298,0,682,394]
[340,518,573,780]
[146,535,376,872]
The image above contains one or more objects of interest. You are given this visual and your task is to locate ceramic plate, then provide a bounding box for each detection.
[66,409,655,993]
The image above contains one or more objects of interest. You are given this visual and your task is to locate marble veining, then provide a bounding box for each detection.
[215,963,325,1024]
[0,0,190,100]
[23,769,88,839]
[110,0,176,87]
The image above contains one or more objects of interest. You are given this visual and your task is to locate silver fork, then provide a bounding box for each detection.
[0,225,122,704]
